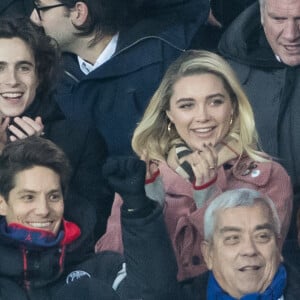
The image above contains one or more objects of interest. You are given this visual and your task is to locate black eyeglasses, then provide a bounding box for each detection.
[33,2,66,21]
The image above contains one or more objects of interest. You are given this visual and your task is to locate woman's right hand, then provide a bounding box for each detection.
[178,143,218,187]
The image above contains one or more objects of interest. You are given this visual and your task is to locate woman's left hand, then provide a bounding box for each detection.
[8,116,44,141]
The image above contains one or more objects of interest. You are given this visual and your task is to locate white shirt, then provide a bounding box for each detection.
[77,33,119,75]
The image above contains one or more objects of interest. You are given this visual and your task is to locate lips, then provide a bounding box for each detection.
[0,92,23,101]
[27,221,53,229]
[283,44,300,53]
[238,265,261,272]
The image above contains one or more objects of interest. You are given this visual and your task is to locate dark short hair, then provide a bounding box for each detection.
[59,0,140,43]
[0,137,71,200]
[0,17,60,100]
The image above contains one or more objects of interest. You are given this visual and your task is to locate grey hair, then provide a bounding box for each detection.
[204,188,281,242]
[259,0,265,9]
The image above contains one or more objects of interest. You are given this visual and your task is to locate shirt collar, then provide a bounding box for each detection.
[78,33,119,75]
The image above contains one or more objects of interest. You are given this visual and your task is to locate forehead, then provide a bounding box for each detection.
[265,0,300,15]
[172,73,227,98]
[13,166,60,190]
[0,38,34,63]
[214,203,274,234]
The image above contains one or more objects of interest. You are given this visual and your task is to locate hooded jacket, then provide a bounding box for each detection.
[0,204,181,300]
[218,2,300,239]
[55,0,210,156]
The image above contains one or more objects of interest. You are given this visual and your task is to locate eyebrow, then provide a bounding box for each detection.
[219,226,241,234]
[175,93,225,104]
[16,61,34,66]
[175,97,194,104]
[254,223,274,231]
[17,189,37,195]
[17,188,61,195]
[0,61,34,66]
[206,93,225,100]
[219,223,274,234]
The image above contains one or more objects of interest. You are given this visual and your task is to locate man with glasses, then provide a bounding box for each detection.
[30,0,210,156]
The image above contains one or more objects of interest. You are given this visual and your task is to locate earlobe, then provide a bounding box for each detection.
[0,196,8,216]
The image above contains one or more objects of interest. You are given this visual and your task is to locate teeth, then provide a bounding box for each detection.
[1,92,22,98]
[194,128,213,133]
[28,222,52,228]
[240,266,259,271]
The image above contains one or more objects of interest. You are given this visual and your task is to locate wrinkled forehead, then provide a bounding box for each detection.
[214,202,275,234]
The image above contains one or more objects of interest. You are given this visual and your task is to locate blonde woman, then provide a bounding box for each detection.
[96,50,292,281]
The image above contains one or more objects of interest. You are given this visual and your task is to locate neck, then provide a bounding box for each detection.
[70,33,113,64]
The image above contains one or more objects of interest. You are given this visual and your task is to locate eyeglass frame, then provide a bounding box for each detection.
[33,2,66,21]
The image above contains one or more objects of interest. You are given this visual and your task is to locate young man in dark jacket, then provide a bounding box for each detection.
[218,0,300,239]
[30,0,210,156]
[0,17,112,239]
[0,136,180,300]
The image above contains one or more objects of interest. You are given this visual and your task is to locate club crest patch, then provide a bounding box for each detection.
[66,270,91,284]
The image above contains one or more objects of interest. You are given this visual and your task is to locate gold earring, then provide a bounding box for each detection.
[167,122,172,133]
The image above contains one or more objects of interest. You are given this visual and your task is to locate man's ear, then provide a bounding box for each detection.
[0,196,8,216]
[71,1,89,26]
[201,240,213,270]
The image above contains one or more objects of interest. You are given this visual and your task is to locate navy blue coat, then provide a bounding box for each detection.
[0,205,181,300]
[22,96,112,240]
[55,0,210,156]
[0,0,33,16]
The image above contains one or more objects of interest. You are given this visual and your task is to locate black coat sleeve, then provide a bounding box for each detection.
[117,203,185,299]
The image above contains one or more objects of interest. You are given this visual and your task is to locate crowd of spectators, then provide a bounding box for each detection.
[0,0,299,299]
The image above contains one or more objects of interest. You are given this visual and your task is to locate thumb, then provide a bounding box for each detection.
[35,116,44,127]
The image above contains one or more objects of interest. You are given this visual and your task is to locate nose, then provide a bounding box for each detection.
[195,103,210,122]
[240,236,258,257]
[30,9,42,26]
[2,68,19,86]
[35,197,50,216]
[283,20,300,41]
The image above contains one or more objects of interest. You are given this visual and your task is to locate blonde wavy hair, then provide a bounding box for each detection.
[132,50,268,162]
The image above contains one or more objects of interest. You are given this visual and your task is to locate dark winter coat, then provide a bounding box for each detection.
[218,2,300,239]
[0,204,181,300]
[21,96,112,240]
[0,0,33,16]
[55,0,210,156]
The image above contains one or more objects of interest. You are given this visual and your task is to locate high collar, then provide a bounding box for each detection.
[218,2,284,68]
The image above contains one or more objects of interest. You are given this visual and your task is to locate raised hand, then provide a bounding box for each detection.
[8,116,44,142]
[103,157,149,211]
[178,143,218,187]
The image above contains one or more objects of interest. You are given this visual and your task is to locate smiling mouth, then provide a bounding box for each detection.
[27,221,53,229]
[238,265,261,272]
[192,127,216,133]
[283,44,300,52]
[0,92,23,100]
